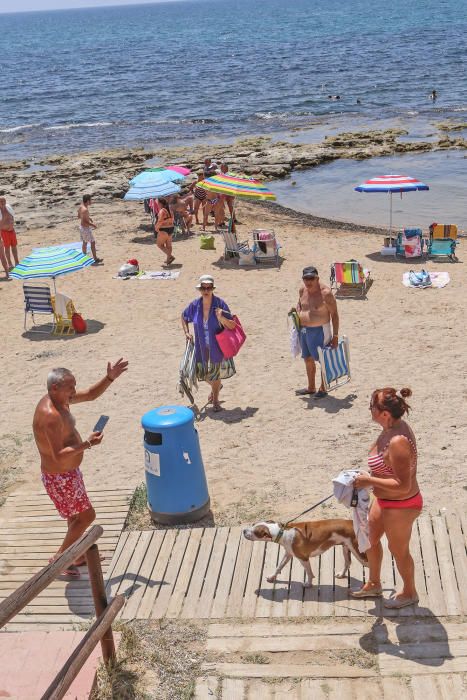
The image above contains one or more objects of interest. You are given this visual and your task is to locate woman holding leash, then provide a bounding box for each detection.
[181,275,236,412]
[352,387,422,608]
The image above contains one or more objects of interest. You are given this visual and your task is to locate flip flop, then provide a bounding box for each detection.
[384,596,419,609]
[296,389,316,396]
[313,390,328,399]
[212,402,223,412]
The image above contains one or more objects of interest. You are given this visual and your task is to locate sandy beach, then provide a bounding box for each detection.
[1,192,465,523]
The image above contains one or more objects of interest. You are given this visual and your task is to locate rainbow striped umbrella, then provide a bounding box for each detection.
[198,174,276,201]
[355,174,429,235]
[10,247,94,290]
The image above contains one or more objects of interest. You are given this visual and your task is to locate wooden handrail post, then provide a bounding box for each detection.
[86,543,116,664]
[41,594,125,700]
[0,525,104,629]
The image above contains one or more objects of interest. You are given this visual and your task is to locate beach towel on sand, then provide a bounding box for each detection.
[113,270,180,280]
[403,271,450,289]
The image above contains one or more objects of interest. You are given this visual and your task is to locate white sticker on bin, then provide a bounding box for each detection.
[145,449,160,477]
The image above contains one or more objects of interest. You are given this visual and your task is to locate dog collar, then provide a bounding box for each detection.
[274,527,284,544]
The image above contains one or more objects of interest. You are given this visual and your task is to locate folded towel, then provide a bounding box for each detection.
[403,271,450,289]
[54,292,71,317]
[404,228,422,238]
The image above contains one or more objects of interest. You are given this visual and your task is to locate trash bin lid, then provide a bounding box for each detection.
[142,405,194,431]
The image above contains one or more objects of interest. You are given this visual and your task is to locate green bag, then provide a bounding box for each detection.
[200,234,215,250]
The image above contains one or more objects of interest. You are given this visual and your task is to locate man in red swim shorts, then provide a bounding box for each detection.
[33,358,128,577]
[0,197,19,274]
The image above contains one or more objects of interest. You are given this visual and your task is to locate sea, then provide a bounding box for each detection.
[0,0,466,227]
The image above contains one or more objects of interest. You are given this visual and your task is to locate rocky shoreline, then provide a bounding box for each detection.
[1,126,465,229]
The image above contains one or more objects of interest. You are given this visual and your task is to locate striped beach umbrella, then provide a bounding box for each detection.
[355,175,429,235]
[198,174,276,201]
[10,247,94,290]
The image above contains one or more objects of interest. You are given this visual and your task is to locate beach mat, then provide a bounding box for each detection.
[403,271,450,289]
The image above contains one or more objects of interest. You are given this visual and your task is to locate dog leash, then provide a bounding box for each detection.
[274,494,334,543]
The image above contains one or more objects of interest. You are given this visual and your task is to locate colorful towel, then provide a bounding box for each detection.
[430,224,457,239]
[403,271,450,289]
[334,261,363,284]
[403,228,422,239]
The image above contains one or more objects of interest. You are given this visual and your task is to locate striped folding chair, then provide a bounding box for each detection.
[221,225,249,260]
[23,283,57,333]
[427,224,458,261]
[317,336,351,393]
[330,260,371,297]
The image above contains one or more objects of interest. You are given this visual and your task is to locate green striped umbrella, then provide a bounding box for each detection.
[10,246,94,291]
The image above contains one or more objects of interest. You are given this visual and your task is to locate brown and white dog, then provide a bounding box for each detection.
[243,519,368,587]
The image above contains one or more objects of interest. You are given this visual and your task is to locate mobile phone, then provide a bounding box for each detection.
[93,415,110,433]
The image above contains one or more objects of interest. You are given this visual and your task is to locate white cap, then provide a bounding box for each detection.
[196,274,215,289]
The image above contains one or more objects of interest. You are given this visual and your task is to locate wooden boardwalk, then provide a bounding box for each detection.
[195,619,467,699]
[106,511,467,620]
[0,488,132,630]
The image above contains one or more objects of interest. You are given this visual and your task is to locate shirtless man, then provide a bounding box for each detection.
[295,266,339,398]
[78,194,102,264]
[0,197,19,275]
[33,359,128,577]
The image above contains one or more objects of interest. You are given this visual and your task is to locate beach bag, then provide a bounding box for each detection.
[238,248,256,266]
[216,316,246,358]
[200,234,215,250]
[409,270,432,288]
[72,313,87,333]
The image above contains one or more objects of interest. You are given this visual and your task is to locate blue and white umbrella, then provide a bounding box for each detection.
[129,169,184,186]
[124,180,181,201]
[355,174,429,235]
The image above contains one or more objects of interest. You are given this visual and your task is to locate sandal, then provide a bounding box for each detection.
[212,402,223,412]
[296,388,316,396]
[350,584,383,598]
[313,390,328,399]
[384,595,419,609]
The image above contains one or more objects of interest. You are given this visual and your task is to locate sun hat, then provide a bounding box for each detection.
[196,274,216,289]
[302,266,319,279]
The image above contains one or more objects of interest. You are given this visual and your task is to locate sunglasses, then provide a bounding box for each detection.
[200,285,213,291]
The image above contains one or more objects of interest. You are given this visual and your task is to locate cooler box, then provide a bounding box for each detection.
[142,405,210,524]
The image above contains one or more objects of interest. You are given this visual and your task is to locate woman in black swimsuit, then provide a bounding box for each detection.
[155,197,175,265]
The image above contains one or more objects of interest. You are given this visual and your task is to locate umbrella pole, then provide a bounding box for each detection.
[389,191,393,238]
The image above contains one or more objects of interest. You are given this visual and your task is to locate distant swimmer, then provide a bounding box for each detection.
[327,95,341,100]
[356,99,361,104]
[430,90,437,100]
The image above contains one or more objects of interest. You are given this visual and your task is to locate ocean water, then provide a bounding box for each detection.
[0,0,466,160]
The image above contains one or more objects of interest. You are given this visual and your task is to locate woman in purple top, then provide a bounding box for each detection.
[181,274,237,411]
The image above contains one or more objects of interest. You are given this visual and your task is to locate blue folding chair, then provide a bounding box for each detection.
[23,283,57,333]
[317,336,351,392]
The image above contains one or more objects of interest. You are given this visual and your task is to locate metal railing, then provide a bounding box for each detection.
[0,525,124,700]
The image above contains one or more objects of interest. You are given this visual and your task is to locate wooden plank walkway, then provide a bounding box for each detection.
[105,512,466,620]
[195,619,467,699]
[0,488,132,630]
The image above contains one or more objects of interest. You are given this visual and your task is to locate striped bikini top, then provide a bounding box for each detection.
[368,434,417,478]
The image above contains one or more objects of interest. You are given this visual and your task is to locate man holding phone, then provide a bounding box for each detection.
[33,358,128,577]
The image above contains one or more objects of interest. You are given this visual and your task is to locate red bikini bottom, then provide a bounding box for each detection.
[377,492,423,510]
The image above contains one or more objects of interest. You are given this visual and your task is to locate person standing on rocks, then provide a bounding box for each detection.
[0,197,19,274]
[78,194,102,264]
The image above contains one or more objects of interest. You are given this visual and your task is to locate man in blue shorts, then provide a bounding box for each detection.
[295,266,339,398]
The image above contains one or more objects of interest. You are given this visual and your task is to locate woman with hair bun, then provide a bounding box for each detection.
[352,387,422,608]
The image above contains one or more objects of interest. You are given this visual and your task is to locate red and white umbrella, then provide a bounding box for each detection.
[355,175,429,235]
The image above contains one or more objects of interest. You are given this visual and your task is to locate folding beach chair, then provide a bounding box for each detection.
[177,339,200,416]
[51,294,77,335]
[330,260,371,297]
[317,336,351,393]
[427,224,458,261]
[221,224,249,260]
[396,228,424,258]
[251,229,281,267]
[23,283,57,333]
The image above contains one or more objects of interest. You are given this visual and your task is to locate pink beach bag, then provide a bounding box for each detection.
[216,315,246,358]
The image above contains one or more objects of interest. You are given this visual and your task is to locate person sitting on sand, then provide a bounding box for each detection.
[78,194,102,264]
[0,197,19,273]
[294,266,339,399]
[171,194,193,235]
[181,275,237,412]
[155,197,175,265]
[33,359,128,578]
[351,387,422,609]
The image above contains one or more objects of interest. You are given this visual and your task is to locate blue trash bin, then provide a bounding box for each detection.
[142,405,210,524]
